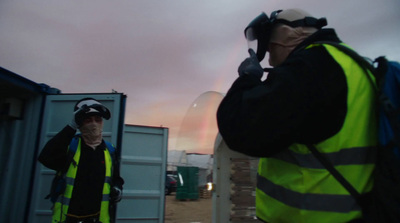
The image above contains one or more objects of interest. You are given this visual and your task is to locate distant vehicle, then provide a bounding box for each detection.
[165,176,177,195]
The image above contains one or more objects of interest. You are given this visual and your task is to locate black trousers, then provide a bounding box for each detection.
[65,215,100,223]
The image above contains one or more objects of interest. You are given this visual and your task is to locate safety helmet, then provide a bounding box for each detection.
[244,9,327,62]
[74,97,111,120]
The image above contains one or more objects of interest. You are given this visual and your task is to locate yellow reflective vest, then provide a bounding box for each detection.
[256,43,378,223]
[52,138,113,223]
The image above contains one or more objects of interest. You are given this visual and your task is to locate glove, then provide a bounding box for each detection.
[110,186,122,203]
[69,118,79,130]
[238,49,264,79]
[68,105,89,130]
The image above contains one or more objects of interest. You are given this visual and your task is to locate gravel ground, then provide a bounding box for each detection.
[165,192,213,223]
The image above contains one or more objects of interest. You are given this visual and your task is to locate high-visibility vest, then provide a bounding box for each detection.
[52,138,113,223]
[256,43,378,223]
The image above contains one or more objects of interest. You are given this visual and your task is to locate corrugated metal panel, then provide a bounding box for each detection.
[116,125,168,223]
[0,68,49,223]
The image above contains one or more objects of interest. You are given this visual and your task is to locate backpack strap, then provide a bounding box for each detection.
[374,56,388,89]
[307,144,363,206]
[54,135,80,175]
[314,41,379,92]
[64,135,80,172]
[105,141,115,155]
[104,141,123,189]
[69,135,80,153]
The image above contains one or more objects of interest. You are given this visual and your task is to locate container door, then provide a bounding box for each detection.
[116,125,168,223]
[28,93,125,223]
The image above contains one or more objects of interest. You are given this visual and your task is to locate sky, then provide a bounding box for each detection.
[1,0,399,154]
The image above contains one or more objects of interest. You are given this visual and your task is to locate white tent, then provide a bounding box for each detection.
[187,154,213,170]
[167,150,188,172]
[187,153,213,186]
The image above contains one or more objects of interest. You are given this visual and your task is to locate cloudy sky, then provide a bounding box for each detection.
[1,0,399,154]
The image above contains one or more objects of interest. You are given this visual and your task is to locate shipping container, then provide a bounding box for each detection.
[0,67,168,223]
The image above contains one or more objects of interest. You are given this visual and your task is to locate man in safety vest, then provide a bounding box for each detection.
[39,98,124,223]
[217,9,376,223]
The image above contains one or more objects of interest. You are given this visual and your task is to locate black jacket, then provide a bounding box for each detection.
[217,29,348,157]
[38,125,124,216]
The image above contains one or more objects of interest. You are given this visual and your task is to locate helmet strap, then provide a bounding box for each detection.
[274,17,327,29]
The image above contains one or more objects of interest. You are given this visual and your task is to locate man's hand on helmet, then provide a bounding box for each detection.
[238,49,264,79]
[69,105,90,130]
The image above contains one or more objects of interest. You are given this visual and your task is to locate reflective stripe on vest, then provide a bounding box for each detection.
[52,138,113,223]
[256,43,378,223]
[272,145,375,169]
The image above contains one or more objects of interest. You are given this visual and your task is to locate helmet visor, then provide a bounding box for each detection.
[243,10,284,62]
[244,12,271,62]
[245,27,258,54]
